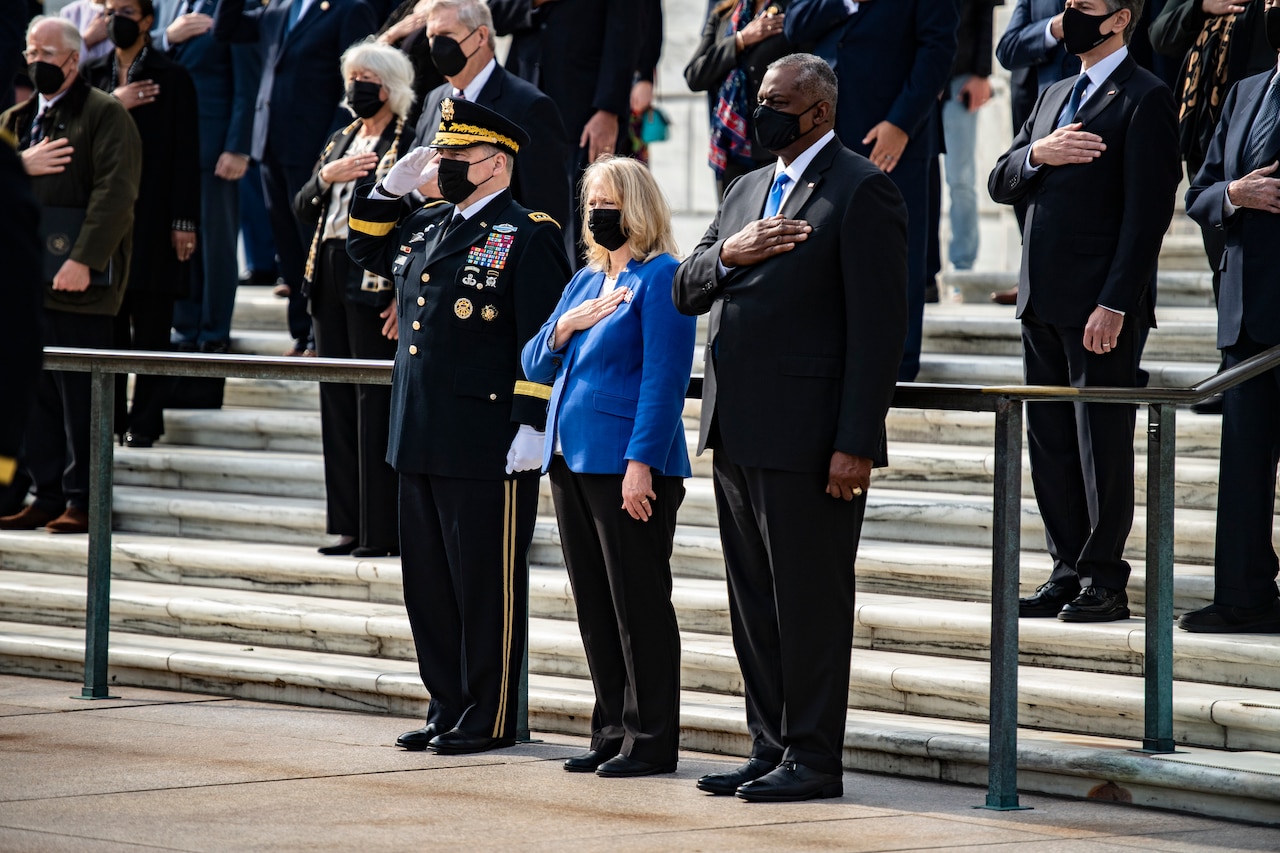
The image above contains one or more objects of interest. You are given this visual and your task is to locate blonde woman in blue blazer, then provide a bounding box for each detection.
[522,156,695,778]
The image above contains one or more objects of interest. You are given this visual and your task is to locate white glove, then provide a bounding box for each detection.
[380,146,437,197]
[505,424,545,474]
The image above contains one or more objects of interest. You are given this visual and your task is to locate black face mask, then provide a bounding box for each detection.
[1061,6,1120,56]
[587,208,628,251]
[429,27,480,77]
[106,14,141,49]
[1266,7,1280,53]
[752,100,819,153]
[346,80,384,119]
[437,152,496,204]
[27,60,67,96]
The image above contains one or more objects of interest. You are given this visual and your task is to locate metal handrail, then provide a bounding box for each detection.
[38,342,1280,809]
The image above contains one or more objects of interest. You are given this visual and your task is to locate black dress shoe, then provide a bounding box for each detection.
[595,754,676,778]
[736,761,843,802]
[563,748,619,773]
[351,545,400,558]
[123,432,155,448]
[1058,586,1130,623]
[1179,600,1280,634]
[695,758,776,795]
[1190,394,1223,415]
[428,728,515,755]
[317,539,357,556]
[395,723,440,751]
[1019,581,1080,618]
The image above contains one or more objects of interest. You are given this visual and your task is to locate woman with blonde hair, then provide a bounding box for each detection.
[522,156,695,777]
[294,40,414,558]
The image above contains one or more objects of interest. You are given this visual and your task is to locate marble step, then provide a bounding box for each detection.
[115,446,324,500]
[942,269,1216,308]
[163,407,323,454]
[917,351,1215,388]
[230,287,288,332]
[4,622,1278,824]
[221,377,319,411]
[4,565,1269,692]
[921,304,1220,362]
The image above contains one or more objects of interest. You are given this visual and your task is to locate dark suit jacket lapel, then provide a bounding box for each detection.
[1072,56,1134,128]
[479,65,506,107]
[780,136,842,218]
[1230,73,1272,173]
[281,0,325,55]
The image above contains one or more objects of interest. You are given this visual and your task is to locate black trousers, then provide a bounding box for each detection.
[113,289,176,439]
[399,469,539,739]
[1021,305,1143,591]
[711,447,865,776]
[258,149,313,345]
[25,309,113,513]
[548,456,683,764]
[311,241,398,548]
[1214,330,1280,607]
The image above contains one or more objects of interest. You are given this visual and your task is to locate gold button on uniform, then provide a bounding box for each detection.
[409,345,418,355]
[421,273,430,282]
[489,393,497,401]
[417,296,425,306]
[412,321,421,330]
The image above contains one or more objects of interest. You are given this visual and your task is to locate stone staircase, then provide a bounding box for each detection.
[3,256,1280,825]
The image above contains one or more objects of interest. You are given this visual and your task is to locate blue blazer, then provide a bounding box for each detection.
[785,0,957,162]
[1186,70,1280,349]
[155,0,257,171]
[995,0,1081,95]
[213,0,376,167]
[522,254,695,477]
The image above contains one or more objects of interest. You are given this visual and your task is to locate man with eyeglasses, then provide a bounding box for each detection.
[0,16,141,535]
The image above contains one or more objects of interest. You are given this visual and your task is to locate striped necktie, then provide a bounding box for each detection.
[1244,72,1280,172]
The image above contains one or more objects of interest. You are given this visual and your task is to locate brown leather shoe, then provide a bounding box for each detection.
[0,505,60,530]
[45,506,89,534]
[990,286,1018,305]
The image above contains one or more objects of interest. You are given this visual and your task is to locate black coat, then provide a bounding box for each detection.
[989,57,1181,328]
[346,188,571,478]
[0,131,42,462]
[673,136,908,472]
[413,65,573,237]
[294,116,407,308]
[85,48,201,296]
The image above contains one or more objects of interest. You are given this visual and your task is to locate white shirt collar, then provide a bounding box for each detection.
[773,129,837,184]
[456,185,505,218]
[1079,45,1128,101]
[456,58,497,103]
[37,86,71,114]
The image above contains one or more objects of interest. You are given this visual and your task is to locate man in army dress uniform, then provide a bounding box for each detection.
[347,99,570,754]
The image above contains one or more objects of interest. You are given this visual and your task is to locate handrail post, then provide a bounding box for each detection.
[1141,402,1176,752]
[79,366,117,700]
[983,396,1027,809]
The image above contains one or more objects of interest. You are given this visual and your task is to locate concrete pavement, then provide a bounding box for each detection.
[2,675,1278,852]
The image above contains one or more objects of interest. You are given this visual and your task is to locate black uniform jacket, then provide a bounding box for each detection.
[346,187,571,478]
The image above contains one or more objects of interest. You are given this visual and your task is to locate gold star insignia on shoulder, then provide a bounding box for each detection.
[441,98,455,122]
[528,211,559,227]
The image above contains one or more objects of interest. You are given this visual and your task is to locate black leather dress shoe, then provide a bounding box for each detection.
[563,748,619,773]
[1179,600,1280,634]
[1019,581,1080,618]
[695,758,776,795]
[317,540,357,556]
[351,545,400,558]
[1058,586,1130,623]
[123,432,155,448]
[1190,394,1224,415]
[427,728,515,755]
[395,723,439,751]
[736,761,843,802]
[595,754,676,778]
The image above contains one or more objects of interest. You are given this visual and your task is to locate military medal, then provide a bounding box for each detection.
[481,305,498,322]
[454,298,473,319]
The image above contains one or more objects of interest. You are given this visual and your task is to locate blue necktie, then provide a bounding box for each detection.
[1245,72,1280,172]
[284,0,303,34]
[1056,75,1090,129]
[762,172,791,218]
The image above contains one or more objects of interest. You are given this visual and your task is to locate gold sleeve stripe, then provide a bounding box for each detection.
[0,456,16,486]
[348,216,396,237]
[513,380,552,400]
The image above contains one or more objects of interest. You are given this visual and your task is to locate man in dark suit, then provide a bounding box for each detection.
[155,0,256,355]
[488,0,641,251]
[989,0,1181,623]
[412,0,572,254]
[347,100,571,755]
[784,0,957,382]
[674,54,907,802]
[213,0,376,355]
[1183,0,1280,634]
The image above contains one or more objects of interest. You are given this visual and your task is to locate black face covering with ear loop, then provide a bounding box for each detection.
[437,152,497,203]
[752,101,819,152]
[587,208,628,251]
[1061,6,1119,56]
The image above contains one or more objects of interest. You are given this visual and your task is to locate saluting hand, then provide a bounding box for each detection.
[1226,161,1280,213]
[1029,123,1106,167]
[552,285,628,349]
[719,214,810,268]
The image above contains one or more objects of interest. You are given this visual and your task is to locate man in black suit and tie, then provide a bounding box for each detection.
[1182,0,1280,634]
[411,0,572,252]
[674,53,907,802]
[989,0,1180,623]
[214,0,376,355]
